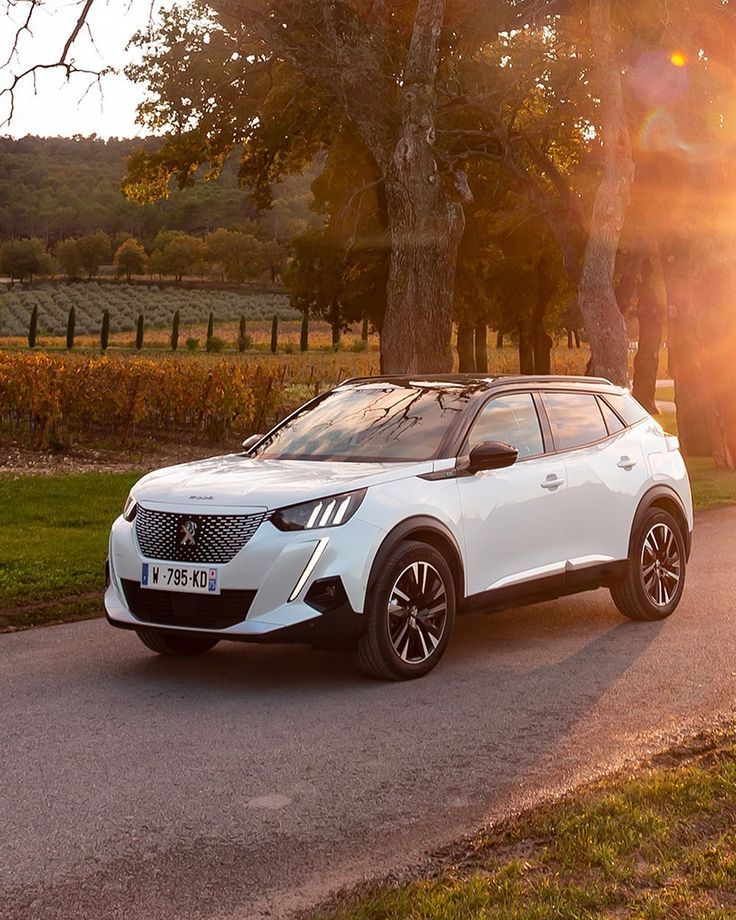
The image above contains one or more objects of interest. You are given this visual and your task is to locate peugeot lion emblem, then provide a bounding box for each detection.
[178,520,197,546]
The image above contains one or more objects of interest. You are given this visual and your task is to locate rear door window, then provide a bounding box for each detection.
[542,392,609,451]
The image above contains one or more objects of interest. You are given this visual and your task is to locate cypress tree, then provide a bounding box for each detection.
[238,315,247,352]
[66,306,76,350]
[135,313,144,350]
[361,315,369,342]
[270,314,278,354]
[171,309,180,351]
[100,309,110,352]
[300,312,309,352]
[28,305,38,349]
[206,311,214,342]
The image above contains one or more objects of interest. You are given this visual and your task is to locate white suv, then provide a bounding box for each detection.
[106,375,693,680]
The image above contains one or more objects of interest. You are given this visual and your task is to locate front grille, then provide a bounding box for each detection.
[121,580,256,630]
[135,507,267,564]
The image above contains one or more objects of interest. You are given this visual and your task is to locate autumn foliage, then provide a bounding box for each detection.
[0,353,287,448]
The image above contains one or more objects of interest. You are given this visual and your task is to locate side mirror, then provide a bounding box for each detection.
[468,440,518,473]
[242,434,264,453]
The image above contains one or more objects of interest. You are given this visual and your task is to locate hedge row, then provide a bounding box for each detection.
[0,353,293,448]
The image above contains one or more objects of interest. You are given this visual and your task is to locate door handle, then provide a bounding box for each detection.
[541,475,565,490]
[617,456,637,471]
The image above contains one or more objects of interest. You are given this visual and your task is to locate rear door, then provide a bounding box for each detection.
[541,390,649,567]
[456,391,568,597]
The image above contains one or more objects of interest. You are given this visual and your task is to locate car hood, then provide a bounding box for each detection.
[132,454,440,510]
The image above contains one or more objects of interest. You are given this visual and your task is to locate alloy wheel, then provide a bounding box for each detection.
[640,522,681,606]
[387,561,448,664]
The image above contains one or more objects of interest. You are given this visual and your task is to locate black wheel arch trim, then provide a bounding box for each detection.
[629,485,692,561]
[367,516,465,602]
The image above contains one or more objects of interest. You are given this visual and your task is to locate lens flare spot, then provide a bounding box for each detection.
[671,52,686,68]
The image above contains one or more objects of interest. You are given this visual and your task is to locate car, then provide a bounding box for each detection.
[105,374,693,680]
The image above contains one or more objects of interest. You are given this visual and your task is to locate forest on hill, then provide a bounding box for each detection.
[0,135,315,244]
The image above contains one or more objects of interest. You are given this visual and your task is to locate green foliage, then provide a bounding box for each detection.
[205,228,274,282]
[0,238,51,282]
[28,305,38,348]
[150,231,206,281]
[206,335,226,354]
[55,239,84,280]
[270,314,278,353]
[76,232,111,281]
[65,306,76,350]
[171,309,180,351]
[100,310,110,351]
[135,313,144,350]
[185,337,199,352]
[300,312,309,352]
[114,238,148,280]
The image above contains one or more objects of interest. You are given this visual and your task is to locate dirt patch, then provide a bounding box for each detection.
[0,440,231,475]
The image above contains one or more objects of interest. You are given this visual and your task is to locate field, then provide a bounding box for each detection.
[0,282,298,338]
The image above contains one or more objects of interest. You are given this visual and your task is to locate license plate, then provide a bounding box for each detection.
[141,563,220,595]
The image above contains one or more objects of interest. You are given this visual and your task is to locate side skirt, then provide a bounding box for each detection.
[460,562,628,614]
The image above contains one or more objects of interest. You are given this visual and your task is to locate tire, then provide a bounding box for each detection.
[610,508,687,621]
[354,540,456,681]
[136,628,220,656]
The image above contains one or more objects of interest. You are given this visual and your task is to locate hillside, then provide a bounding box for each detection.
[0,135,316,244]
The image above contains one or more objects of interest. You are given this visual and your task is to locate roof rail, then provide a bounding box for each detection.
[492,374,615,386]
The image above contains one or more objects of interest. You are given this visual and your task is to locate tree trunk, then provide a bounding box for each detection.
[379,0,467,374]
[575,329,581,348]
[496,329,504,350]
[661,238,712,456]
[518,318,535,374]
[690,241,736,467]
[567,328,574,349]
[474,322,488,373]
[631,256,662,416]
[532,258,554,376]
[457,319,475,372]
[577,0,634,386]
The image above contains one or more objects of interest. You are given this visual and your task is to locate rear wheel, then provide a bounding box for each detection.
[354,541,456,680]
[136,628,220,656]
[611,508,686,621]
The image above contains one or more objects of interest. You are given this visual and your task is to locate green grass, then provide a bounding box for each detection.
[312,731,736,920]
[658,411,736,510]
[0,472,137,629]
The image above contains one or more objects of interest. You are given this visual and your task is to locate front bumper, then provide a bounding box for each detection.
[105,508,385,642]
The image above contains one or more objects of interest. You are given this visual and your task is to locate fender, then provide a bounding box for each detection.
[367,515,466,600]
[628,485,692,561]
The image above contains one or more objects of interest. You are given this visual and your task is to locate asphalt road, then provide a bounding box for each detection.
[3,508,736,920]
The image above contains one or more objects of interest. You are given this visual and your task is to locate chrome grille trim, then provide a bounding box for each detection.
[135,507,267,564]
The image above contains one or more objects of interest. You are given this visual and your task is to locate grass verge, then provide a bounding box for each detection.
[0,472,137,630]
[309,728,736,920]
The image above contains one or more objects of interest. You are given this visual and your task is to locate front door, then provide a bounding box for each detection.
[457,391,567,598]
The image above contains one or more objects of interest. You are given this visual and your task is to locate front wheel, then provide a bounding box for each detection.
[611,508,687,621]
[136,628,220,656]
[354,540,456,680]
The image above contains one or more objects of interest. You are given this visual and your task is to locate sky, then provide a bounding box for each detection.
[1,0,157,138]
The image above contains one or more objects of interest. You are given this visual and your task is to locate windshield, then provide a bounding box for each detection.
[252,383,472,462]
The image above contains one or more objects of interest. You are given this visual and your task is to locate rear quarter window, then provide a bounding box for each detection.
[604,393,649,426]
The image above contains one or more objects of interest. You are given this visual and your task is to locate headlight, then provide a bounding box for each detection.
[271,489,367,532]
[123,494,138,522]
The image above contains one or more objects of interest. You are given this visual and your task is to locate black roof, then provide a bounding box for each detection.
[340,373,617,392]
